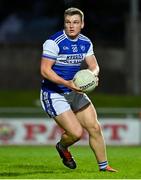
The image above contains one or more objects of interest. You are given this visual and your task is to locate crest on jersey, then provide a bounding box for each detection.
[80,45,85,51]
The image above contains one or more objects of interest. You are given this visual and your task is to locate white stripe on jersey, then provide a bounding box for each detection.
[54,33,64,41]
[56,36,66,45]
[79,34,91,42]
[54,34,66,44]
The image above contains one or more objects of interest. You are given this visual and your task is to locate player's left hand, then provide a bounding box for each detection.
[95,75,99,86]
[90,69,99,87]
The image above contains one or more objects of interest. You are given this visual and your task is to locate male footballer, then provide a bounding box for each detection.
[40,7,117,172]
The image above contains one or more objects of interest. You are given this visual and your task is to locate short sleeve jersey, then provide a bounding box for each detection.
[42,30,94,93]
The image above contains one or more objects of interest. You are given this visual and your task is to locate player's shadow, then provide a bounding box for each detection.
[0,164,72,178]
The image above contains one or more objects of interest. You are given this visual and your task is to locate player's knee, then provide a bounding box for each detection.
[71,127,83,141]
[89,122,102,135]
[95,123,102,134]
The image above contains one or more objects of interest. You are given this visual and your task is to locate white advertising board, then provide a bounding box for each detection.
[0,118,140,145]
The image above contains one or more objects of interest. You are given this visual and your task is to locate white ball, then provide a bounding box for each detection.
[73,69,97,93]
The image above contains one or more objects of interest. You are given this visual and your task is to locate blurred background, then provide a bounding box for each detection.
[0,0,141,94]
[0,0,141,145]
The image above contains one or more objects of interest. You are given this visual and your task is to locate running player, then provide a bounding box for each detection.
[40,7,117,172]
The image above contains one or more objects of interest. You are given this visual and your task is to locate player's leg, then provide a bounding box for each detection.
[75,103,117,172]
[55,109,83,169]
[40,90,83,144]
[76,104,107,162]
[40,90,83,169]
[55,109,83,148]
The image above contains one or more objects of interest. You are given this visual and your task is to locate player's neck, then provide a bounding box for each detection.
[63,30,79,41]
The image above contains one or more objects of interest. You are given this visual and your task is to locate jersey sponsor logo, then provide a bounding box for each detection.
[67,54,83,60]
[63,59,82,64]
[57,54,83,65]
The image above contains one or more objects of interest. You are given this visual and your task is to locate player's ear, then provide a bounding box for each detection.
[81,21,84,29]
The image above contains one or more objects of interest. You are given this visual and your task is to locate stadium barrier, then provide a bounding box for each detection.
[0,117,141,145]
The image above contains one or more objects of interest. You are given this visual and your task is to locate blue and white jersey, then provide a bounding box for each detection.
[41,30,94,93]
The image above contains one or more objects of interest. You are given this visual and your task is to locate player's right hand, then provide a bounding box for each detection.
[66,80,83,92]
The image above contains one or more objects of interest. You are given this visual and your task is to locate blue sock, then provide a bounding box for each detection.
[99,161,108,170]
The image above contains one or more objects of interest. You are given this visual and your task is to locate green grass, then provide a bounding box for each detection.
[88,93,141,107]
[0,90,141,107]
[0,145,141,179]
[0,90,39,107]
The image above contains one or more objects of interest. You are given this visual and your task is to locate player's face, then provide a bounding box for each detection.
[64,15,84,39]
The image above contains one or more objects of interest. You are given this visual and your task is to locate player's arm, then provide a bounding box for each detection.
[41,58,66,84]
[85,53,99,87]
[84,40,100,76]
[85,54,100,76]
[40,58,82,92]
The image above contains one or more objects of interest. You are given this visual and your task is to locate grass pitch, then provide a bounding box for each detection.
[1,90,141,108]
[0,145,141,179]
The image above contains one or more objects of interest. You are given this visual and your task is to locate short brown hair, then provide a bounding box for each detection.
[64,7,84,22]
